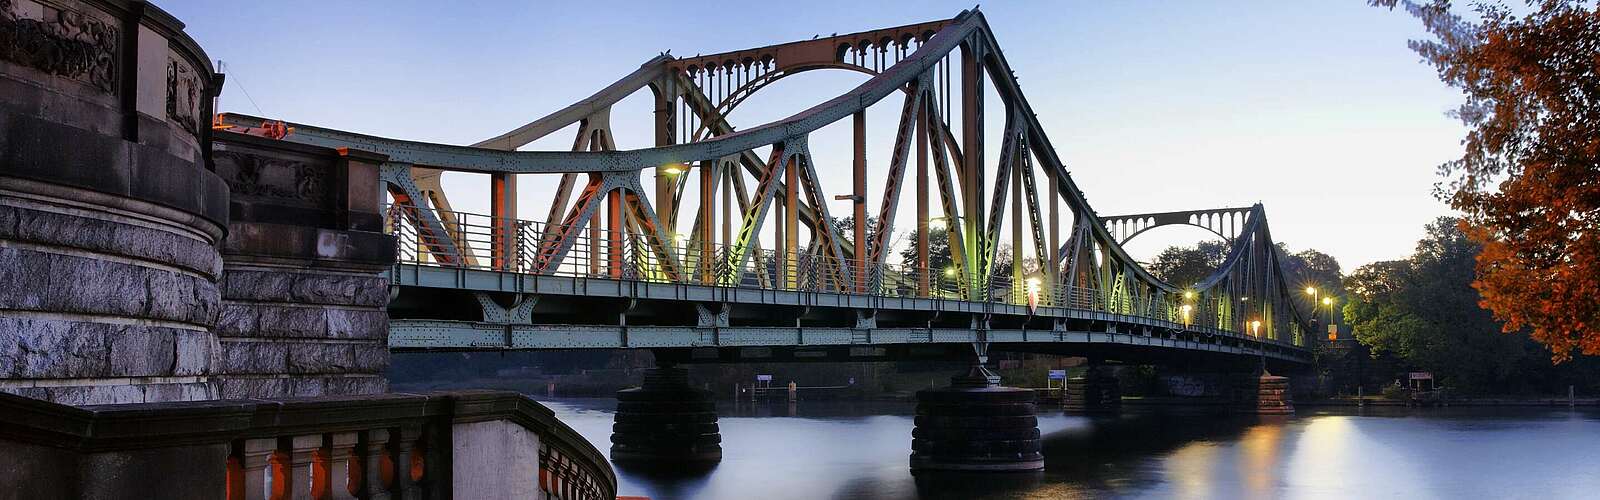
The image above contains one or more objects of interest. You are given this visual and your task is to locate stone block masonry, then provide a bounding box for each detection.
[215,266,391,398]
[0,0,227,403]
[210,132,395,399]
[0,0,395,403]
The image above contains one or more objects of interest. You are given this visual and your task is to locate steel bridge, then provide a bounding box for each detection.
[218,9,1316,369]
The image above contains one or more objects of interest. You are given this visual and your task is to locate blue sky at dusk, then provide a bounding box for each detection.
[161,0,1463,270]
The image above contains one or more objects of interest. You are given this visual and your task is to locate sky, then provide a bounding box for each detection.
[161,0,1464,272]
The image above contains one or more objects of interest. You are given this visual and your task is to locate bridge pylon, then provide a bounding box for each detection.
[910,344,1044,472]
[610,364,723,465]
[1063,363,1122,414]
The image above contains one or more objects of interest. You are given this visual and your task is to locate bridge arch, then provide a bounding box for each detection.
[1100,207,1255,246]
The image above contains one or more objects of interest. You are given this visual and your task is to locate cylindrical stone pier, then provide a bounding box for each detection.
[0,0,225,404]
[1064,367,1121,414]
[910,370,1044,472]
[610,367,722,464]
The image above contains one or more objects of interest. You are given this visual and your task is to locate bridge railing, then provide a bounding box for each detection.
[386,205,1305,348]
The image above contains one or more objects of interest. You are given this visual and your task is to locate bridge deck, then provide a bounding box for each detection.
[387,264,1312,366]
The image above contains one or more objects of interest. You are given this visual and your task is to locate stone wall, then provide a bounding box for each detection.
[216,265,390,397]
[0,0,226,404]
[0,0,396,404]
[211,133,394,398]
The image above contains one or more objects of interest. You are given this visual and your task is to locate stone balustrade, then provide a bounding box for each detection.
[0,390,617,500]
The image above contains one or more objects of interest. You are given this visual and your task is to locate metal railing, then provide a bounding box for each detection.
[387,204,1306,348]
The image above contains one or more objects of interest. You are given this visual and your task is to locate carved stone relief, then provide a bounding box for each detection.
[0,0,119,93]
[167,55,202,135]
[215,149,328,205]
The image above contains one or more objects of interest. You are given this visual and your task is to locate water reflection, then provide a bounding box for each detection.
[539,399,1600,500]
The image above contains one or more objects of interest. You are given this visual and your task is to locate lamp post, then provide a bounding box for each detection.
[1025,275,1042,311]
[1239,296,1250,334]
[1304,286,1322,337]
[1251,319,1265,375]
[928,215,964,297]
[1321,296,1336,340]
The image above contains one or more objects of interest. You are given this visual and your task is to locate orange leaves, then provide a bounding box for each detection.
[1392,1,1600,363]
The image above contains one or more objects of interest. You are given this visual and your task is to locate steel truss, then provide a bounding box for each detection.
[217,9,1319,358]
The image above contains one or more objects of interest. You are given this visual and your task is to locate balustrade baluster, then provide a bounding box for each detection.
[326,432,360,500]
[286,434,322,500]
[241,438,278,500]
[394,427,425,499]
[363,429,394,500]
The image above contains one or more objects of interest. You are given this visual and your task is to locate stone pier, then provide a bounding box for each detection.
[1233,372,1295,415]
[910,350,1044,472]
[1064,365,1121,414]
[610,366,723,464]
[0,0,395,404]
[1252,375,1295,415]
[210,133,394,398]
[0,0,226,404]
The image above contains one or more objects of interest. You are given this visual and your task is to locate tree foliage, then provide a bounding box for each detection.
[1147,240,1230,287]
[1343,217,1600,392]
[1375,0,1600,361]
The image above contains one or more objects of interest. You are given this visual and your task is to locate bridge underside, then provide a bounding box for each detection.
[388,264,1311,370]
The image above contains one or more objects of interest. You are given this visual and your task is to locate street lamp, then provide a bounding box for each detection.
[1321,296,1336,340]
[1250,319,1265,374]
[1305,286,1321,337]
[1180,303,1193,330]
[660,163,686,175]
[1024,275,1042,309]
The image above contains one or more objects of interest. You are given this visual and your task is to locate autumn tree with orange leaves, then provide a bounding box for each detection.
[1376,0,1600,362]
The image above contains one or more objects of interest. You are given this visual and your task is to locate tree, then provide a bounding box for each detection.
[1343,217,1535,392]
[898,227,954,274]
[1279,246,1348,328]
[1375,0,1600,361]
[832,216,883,254]
[1147,240,1230,287]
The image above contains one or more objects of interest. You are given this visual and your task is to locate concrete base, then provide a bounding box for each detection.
[1064,369,1121,414]
[609,368,722,464]
[911,383,1043,472]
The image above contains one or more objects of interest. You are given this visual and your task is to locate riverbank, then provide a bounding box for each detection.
[1299,396,1600,407]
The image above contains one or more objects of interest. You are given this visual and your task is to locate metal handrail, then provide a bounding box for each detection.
[385,204,1306,348]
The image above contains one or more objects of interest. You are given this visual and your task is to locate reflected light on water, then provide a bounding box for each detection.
[530,398,1600,500]
[1238,420,1287,499]
[1163,442,1220,500]
[1285,416,1358,496]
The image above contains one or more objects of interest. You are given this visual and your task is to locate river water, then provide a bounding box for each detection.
[543,398,1600,499]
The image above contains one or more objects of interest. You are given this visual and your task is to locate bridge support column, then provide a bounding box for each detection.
[1234,372,1295,415]
[1064,365,1121,414]
[610,366,722,464]
[910,346,1043,472]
